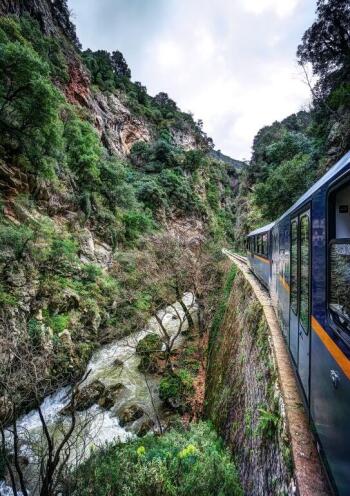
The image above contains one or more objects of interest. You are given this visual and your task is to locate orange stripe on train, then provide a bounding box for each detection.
[279,275,290,293]
[312,316,350,381]
[254,254,270,265]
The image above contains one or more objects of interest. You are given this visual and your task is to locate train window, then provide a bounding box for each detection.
[329,242,350,333]
[300,214,310,333]
[328,180,350,337]
[262,233,268,256]
[290,219,298,315]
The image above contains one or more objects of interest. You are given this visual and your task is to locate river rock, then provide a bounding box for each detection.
[113,358,123,367]
[61,381,127,414]
[137,418,155,437]
[119,404,144,427]
[60,380,105,414]
[76,381,106,410]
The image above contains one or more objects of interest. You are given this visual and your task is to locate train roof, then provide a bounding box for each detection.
[276,150,350,224]
[248,221,275,237]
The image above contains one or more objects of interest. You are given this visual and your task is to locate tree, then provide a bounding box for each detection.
[254,154,316,220]
[0,41,63,178]
[297,0,350,99]
[111,50,131,78]
[154,92,178,111]
[82,49,115,92]
[134,81,147,105]
[63,114,102,187]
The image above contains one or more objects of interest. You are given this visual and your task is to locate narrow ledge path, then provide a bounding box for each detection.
[222,249,331,496]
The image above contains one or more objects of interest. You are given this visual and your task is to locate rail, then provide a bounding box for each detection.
[222,249,247,265]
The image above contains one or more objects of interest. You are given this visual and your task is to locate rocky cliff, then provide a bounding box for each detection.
[0,0,237,419]
[0,0,79,44]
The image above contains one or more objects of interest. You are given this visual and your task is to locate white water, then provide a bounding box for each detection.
[1,293,196,495]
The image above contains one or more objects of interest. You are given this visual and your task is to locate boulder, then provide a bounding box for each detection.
[119,404,144,427]
[94,241,112,268]
[76,380,106,411]
[60,381,126,414]
[137,418,155,437]
[79,228,96,263]
[60,380,105,414]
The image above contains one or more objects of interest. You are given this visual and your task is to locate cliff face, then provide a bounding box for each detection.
[0,0,79,45]
[205,270,293,496]
[0,0,238,418]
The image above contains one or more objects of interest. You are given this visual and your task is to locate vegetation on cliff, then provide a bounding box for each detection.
[0,11,236,390]
[0,7,240,495]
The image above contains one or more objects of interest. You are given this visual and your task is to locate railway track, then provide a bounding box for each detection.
[222,249,247,266]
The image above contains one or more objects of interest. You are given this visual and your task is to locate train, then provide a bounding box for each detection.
[247,151,350,496]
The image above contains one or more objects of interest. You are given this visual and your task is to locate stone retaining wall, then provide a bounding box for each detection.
[205,255,330,496]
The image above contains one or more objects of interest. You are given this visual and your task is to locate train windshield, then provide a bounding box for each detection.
[329,242,350,332]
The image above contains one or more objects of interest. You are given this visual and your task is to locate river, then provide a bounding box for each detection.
[1,293,197,495]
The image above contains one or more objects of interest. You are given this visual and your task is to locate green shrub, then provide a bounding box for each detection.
[183,149,205,171]
[253,153,316,220]
[0,223,34,261]
[81,263,103,282]
[70,422,242,496]
[50,237,79,269]
[44,311,70,334]
[255,405,280,440]
[136,178,167,211]
[158,170,195,212]
[159,369,194,408]
[122,210,154,242]
[28,318,43,347]
[64,114,102,187]
[0,283,18,306]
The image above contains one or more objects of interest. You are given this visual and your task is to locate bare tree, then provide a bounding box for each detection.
[0,320,96,496]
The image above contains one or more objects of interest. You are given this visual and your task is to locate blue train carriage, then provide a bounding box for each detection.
[246,222,275,288]
[247,151,350,496]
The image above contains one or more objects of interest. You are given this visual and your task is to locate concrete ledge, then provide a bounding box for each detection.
[223,250,330,496]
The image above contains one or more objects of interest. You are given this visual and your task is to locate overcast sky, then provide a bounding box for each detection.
[68,0,317,160]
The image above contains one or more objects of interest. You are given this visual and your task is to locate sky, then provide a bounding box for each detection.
[68,0,317,160]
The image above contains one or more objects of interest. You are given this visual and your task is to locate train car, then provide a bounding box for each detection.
[247,222,275,288]
[247,151,350,496]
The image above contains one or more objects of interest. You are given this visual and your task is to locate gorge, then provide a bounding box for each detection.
[1,0,349,494]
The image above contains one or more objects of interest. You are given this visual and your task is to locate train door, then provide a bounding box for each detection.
[290,209,311,401]
[290,217,299,363]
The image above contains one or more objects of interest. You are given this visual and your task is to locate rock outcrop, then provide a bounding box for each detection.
[0,0,79,45]
[89,92,152,156]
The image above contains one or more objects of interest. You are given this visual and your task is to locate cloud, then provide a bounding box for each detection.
[69,0,316,159]
[242,0,300,18]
